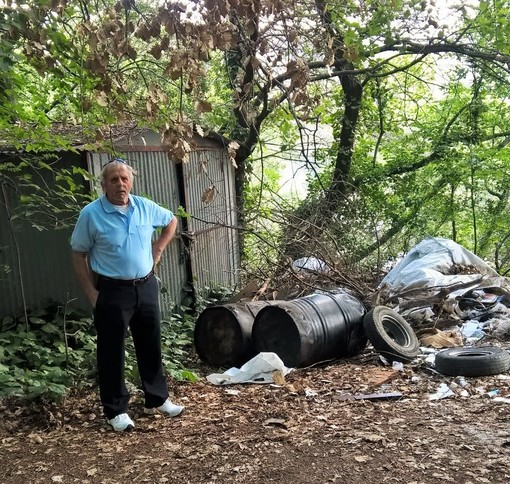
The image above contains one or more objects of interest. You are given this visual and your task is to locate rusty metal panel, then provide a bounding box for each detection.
[183,148,240,295]
[2,223,84,313]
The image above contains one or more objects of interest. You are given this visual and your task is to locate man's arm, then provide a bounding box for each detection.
[72,251,99,308]
[152,216,178,267]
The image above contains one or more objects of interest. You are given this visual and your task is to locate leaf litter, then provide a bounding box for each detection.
[1,348,510,483]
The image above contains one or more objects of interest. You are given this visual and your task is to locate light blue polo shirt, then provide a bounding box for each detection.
[70,194,174,279]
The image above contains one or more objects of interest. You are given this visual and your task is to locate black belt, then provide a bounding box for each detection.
[98,271,154,286]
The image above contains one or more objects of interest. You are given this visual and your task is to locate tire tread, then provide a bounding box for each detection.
[363,306,420,363]
[435,347,510,376]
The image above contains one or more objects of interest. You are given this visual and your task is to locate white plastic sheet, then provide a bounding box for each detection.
[292,257,330,273]
[429,382,456,400]
[380,237,498,294]
[206,352,292,386]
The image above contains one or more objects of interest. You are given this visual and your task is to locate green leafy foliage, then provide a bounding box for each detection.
[124,307,199,384]
[2,1,510,316]
[194,284,235,313]
[0,153,94,231]
[0,292,224,401]
[0,304,95,401]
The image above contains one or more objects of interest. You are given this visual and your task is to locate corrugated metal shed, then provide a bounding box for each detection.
[0,129,240,318]
[0,152,89,317]
[183,147,239,297]
[88,143,189,313]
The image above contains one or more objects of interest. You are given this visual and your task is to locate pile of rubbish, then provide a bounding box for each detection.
[374,236,510,344]
[195,236,510,386]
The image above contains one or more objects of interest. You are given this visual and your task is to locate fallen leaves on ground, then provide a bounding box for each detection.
[1,349,510,483]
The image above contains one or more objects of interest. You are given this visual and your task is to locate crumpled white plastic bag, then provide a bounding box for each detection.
[206,352,292,386]
[429,382,456,400]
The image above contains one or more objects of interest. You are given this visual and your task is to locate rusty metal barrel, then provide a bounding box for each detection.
[251,292,367,368]
[194,301,274,367]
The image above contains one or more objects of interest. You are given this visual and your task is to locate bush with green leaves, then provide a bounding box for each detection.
[0,302,204,402]
[124,308,200,385]
[0,304,96,402]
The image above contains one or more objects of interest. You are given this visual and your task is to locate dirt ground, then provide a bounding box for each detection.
[1,348,510,484]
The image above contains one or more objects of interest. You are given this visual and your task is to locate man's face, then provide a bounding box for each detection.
[102,164,133,205]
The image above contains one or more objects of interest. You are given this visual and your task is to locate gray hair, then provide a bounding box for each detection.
[100,159,137,185]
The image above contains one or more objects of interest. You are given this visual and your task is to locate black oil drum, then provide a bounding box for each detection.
[251,292,367,368]
[194,301,274,368]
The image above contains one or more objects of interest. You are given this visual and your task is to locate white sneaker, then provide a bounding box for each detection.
[108,413,135,432]
[144,399,184,417]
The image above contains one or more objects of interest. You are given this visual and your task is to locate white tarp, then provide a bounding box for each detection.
[380,237,499,293]
[206,352,292,386]
[292,257,330,273]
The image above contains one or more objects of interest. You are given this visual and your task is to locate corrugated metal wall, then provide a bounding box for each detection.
[0,152,89,318]
[183,147,240,296]
[0,131,240,318]
[89,149,188,315]
[89,131,239,311]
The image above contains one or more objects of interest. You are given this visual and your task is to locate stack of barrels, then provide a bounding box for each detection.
[194,292,367,368]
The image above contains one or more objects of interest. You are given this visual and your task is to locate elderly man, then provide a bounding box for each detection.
[70,157,184,431]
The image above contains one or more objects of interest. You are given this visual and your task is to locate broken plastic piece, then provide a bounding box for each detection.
[353,392,403,401]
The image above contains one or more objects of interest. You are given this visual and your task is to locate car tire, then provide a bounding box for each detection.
[435,346,510,377]
[363,306,420,363]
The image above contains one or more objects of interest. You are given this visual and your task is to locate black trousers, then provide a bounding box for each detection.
[94,275,168,419]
